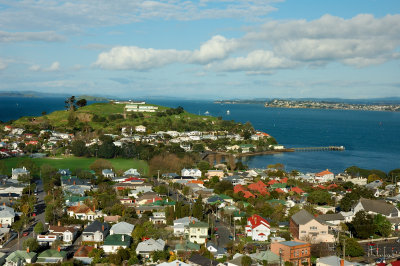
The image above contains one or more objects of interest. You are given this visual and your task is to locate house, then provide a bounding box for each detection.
[227,253,257,266]
[271,241,311,266]
[104,215,121,223]
[74,245,94,265]
[149,212,166,224]
[102,234,132,254]
[136,238,165,258]
[315,169,334,183]
[124,168,140,176]
[110,222,135,236]
[248,250,280,265]
[239,144,255,153]
[173,217,199,235]
[135,192,162,205]
[316,255,358,266]
[188,221,209,244]
[0,205,15,226]
[352,198,399,218]
[11,167,29,180]
[5,250,37,266]
[317,213,345,227]
[158,260,191,266]
[290,209,335,243]
[247,181,269,196]
[48,224,77,244]
[246,214,270,241]
[135,125,147,133]
[36,249,67,264]
[67,203,103,221]
[174,240,200,253]
[205,170,225,180]
[206,242,226,259]
[188,254,219,266]
[82,220,110,243]
[181,168,202,178]
[58,169,72,176]
[101,169,115,178]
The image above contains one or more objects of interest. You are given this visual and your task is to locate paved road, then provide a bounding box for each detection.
[362,240,400,261]
[2,179,46,253]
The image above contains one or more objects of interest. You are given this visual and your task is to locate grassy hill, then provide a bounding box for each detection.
[10,102,234,134]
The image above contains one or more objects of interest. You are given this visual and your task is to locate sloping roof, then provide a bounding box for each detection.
[157,260,191,266]
[110,222,135,235]
[83,220,110,234]
[291,187,305,194]
[38,249,67,258]
[358,198,398,216]
[188,254,219,266]
[280,241,309,247]
[291,209,315,225]
[249,250,280,263]
[247,214,270,229]
[103,234,132,246]
[317,213,345,222]
[188,221,209,228]
[175,240,200,251]
[136,238,165,253]
[316,169,333,177]
[6,251,36,263]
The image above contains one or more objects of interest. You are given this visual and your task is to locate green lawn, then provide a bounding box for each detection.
[2,156,148,175]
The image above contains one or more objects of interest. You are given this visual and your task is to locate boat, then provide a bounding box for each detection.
[226,110,230,115]
[204,111,210,115]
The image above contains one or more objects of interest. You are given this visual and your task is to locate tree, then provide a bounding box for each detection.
[90,159,113,174]
[88,248,105,264]
[76,98,87,108]
[339,237,364,257]
[213,180,234,194]
[373,214,392,237]
[0,161,7,175]
[192,195,204,220]
[307,190,333,205]
[34,222,44,236]
[65,96,77,111]
[70,140,87,157]
[23,238,40,252]
[241,255,252,266]
[351,211,375,239]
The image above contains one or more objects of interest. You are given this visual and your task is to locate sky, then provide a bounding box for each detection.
[0,0,399,100]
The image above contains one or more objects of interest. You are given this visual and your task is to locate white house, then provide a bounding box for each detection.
[149,212,166,225]
[102,169,115,178]
[136,238,165,258]
[188,221,208,244]
[181,168,202,178]
[315,169,334,183]
[0,205,15,226]
[173,217,199,236]
[102,234,132,254]
[246,214,270,241]
[124,168,140,176]
[11,167,30,180]
[135,125,146,133]
[48,225,77,245]
[352,198,399,218]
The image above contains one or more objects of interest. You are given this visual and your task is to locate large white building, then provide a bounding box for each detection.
[181,168,202,178]
[246,214,270,241]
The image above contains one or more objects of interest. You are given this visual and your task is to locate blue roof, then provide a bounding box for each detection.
[281,241,307,247]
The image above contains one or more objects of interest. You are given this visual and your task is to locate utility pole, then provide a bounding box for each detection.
[157,170,160,184]
[343,237,346,261]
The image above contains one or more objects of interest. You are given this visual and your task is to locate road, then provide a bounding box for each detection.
[362,240,400,261]
[2,179,46,253]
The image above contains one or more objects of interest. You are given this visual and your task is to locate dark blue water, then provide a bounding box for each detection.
[1,97,399,173]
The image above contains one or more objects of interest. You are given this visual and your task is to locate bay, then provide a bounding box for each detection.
[1,97,399,173]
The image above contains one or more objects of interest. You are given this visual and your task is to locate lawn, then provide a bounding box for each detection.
[2,156,148,175]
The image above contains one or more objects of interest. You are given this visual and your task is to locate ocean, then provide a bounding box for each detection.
[1,97,399,173]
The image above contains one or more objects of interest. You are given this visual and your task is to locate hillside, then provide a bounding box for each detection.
[10,102,245,134]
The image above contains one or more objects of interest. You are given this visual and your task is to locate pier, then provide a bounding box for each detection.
[293,146,345,152]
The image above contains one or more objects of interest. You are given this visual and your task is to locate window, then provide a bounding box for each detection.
[302,250,304,255]
[310,226,317,230]
[301,231,306,233]
[321,231,326,234]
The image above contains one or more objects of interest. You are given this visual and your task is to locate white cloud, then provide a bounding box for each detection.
[243,14,400,67]
[0,0,279,32]
[0,31,65,42]
[29,61,60,72]
[94,35,237,70]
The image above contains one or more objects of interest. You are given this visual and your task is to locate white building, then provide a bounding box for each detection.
[181,168,202,178]
[173,217,199,236]
[11,167,30,180]
[315,169,334,183]
[135,125,146,133]
[246,214,270,241]
[188,221,208,244]
[125,104,158,112]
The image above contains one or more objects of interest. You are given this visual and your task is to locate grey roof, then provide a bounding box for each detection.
[136,238,165,253]
[83,220,110,234]
[248,251,280,264]
[291,209,315,225]
[317,213,345,222]
[358,198,398,216]
[110,222,135,235]
[188,254,219,266]
[280,241,308,247]
[317,255,360,266]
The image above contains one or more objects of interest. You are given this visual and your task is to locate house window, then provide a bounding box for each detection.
[310,226,317,230]
[305,249,308,254]
[321,231,326,234]
[301,231,306,233]
[302,250,304,255]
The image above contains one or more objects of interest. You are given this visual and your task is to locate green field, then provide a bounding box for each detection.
[2,156,148,175]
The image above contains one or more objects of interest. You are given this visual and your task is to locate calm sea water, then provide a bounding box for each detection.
[1,97,399,173]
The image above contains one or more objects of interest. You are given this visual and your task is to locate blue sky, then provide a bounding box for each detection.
[0,0,399,99]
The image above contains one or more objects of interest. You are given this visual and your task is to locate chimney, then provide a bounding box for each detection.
[102,225,104,231]
[78,202,80,206]
[2,202,5,206]
[73,181,76,185]
[27,247,30,253]
[58,221,61,226]
[340,259,344,266]
[176,261,179,266]
[57,246,61,252]
[122,235,125,241]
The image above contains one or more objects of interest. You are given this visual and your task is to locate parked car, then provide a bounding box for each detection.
[22,232,29,237]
